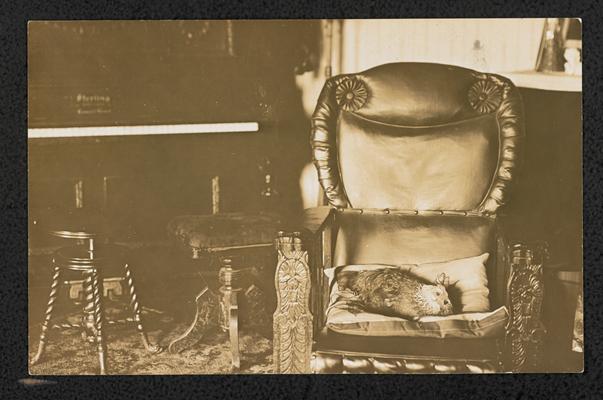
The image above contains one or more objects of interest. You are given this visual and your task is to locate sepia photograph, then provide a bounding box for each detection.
[27,18,582,375]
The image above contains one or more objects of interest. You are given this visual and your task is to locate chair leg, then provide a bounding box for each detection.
[90,268,107,375]
[30,262,61,366]
[123,263,162,353]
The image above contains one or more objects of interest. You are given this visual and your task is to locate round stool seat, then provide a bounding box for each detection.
[45,209,114,240]
[54,244,129,271]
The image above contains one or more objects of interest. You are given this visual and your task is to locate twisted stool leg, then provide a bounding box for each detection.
[123,263,162,353]
[90,268,107,375]
[82,270,96,346]
[31,261,61,366]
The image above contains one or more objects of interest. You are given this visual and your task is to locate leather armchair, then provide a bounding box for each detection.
[273,63,547,374]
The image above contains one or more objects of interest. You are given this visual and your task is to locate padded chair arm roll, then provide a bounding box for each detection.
[504,241,548,372]
[311,75,354,208]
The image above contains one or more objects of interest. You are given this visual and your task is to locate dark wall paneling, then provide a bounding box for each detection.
[503,88,582,269]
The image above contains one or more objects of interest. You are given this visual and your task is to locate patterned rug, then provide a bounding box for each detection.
[29,243,276,375]
[28,306,273,375]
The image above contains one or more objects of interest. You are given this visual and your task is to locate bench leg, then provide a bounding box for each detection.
[226,291,240,370]
[168,287,220,354]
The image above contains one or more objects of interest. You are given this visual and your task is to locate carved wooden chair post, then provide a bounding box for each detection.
[273,231,313,374]
[273,63,547,374]
[506,242,548,372]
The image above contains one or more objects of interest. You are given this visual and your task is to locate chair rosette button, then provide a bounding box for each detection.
[335,77,369,112]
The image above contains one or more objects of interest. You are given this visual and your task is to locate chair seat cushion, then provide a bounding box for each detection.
[167,212,280,250]
[326,280,507,338]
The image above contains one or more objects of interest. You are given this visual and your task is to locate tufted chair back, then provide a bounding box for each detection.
[310,63,524,269]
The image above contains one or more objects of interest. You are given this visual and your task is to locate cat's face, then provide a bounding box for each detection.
[420,284,454,316]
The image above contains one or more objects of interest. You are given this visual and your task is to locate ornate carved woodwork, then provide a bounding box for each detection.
[505,242,548,372]
[335,77,369,112]
[168,287,221,354]
[468,75,505,114]
[168,254,272,371]
[273,232,313,374]
[160,178,279,357]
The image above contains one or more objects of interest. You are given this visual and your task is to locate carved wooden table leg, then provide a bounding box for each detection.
[30,261,61,366]
[123,262,163,353]
[227,291,240,370]
[167,252,270,365]
[168,287,220,354]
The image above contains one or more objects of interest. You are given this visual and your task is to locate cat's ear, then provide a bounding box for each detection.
[435,273,450,287]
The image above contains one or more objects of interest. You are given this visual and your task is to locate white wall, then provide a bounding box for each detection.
[341,18,545,74]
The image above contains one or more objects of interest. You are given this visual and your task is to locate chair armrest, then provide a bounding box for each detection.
[504,241,548,372]
[300,207,336,322]
[300,206,335,236]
